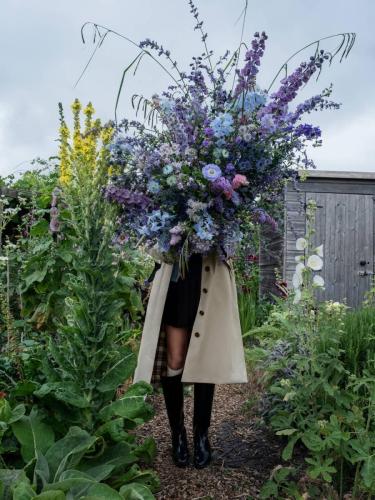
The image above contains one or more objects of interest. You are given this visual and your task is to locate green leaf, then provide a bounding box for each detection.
[11,407,55,463]
[301,431,324,452]
[22,266,49,291]
[9,404,26,424]
[133,437,157,465]
[77,442,138,472]
[0,470,30,500]
[34,491,66,499]
[11,382,38,397]
[34,383,91,409]
[0,400,12,422]
[97,351,136,393]
[361,456,375,489]
[117,464,159,493]
[275,428,297,436]
[259,480,279,499]
[56,248,73,263]
[12,480,36,500]
[84,483,123,499]
[98,382,154,424]
[30,219,50,237]
[95,418,129,443]
[281,434,301,461]
[119,482,155,500]
[44,426,97,482]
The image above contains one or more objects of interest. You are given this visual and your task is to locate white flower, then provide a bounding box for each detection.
[307,254,323,271]
[293,288,301,304]
[292,272,303,289]
[314,244,323,257]
[296,237,307,250]
[295,262,305,274]
[313,275,325,287]
[283,391,296,401]
[0,256,9,261]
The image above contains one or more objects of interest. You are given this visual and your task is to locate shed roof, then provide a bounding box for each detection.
[298,169,375,180]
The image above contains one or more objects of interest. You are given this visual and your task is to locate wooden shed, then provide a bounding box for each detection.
[259,170,375,309]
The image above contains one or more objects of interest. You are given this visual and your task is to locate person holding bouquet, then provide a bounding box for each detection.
[133,246,248,468]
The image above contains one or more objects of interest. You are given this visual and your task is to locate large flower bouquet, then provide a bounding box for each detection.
[96,2,351,276]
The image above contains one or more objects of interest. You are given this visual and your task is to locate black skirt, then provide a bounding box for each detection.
[161,253,202,330]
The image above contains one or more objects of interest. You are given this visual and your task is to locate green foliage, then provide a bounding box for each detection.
[0,405,158,498]
[0,109,159,498]
[252,200,375,498]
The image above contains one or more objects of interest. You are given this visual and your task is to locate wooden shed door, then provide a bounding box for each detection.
[307,192,374,308]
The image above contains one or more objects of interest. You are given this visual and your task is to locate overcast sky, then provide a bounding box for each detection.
[0,0,373,178]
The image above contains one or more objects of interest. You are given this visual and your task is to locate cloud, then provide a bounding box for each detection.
[0,0,373,177]
[308,107,375,172]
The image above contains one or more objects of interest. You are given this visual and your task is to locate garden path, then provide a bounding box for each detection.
[136,373,285,499]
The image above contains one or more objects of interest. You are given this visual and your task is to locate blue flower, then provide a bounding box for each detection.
[147,180,161,194]
[140,209,174,237]
[234,90,267,113]
[159,96,175,114]
[209,113,234,138]
[202,164,222,181]
[193,213,215,241]
[163,164,173,175]
[194,221,214,240]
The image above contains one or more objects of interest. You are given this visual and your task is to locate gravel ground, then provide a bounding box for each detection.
[136,372,288,500]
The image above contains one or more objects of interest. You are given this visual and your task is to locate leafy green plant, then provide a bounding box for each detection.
[253,200,375,498]
[0,404,158,499]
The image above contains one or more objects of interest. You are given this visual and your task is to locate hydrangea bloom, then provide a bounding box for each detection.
[209,113,234,138]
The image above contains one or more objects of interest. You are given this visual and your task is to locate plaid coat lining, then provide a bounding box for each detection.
[142,261,168,390]
[150,323,168,389]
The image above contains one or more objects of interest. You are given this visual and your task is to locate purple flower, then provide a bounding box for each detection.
[202,163,222,181]
[212,176,234,199]
[225,163,236,174]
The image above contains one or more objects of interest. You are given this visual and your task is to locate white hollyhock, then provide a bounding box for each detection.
[292,271,303,289]
[307,254,323,271]
[314,244,323,257]
[293,288,301,304]
[296,237,307,250]
[296,262,305,274]
[313,275,325,287]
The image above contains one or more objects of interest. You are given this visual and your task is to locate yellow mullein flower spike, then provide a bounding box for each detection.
[58,99,117,187]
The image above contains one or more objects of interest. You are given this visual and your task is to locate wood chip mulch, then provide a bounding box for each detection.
[136,371,292,500]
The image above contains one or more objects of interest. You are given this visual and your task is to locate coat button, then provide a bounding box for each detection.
[202,288,208,293]
[194,331,200,337]
[205,265,210,271]
[199,310,204,315]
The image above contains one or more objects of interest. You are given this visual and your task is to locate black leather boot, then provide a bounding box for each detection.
[160,372,190,467]
[193,382,215,468]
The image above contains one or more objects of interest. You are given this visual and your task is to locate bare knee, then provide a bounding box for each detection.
[167,354,185,370]
[165,324,189,369]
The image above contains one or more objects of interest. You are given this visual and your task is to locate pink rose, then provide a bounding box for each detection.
[232,174,249,190]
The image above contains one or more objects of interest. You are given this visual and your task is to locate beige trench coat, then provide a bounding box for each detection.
[132,252,248,388]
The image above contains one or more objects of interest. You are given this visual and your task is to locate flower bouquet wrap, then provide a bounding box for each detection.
[97,2,351,278]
